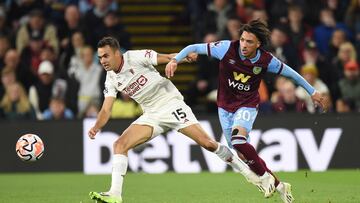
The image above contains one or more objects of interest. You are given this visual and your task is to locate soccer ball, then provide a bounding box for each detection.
[16,134,44,162]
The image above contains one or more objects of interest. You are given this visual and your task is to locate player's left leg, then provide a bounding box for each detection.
[178,123,260,185]
[229,107,276,197]
[90,124,154,203]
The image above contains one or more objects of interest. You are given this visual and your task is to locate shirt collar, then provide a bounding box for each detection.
[239,49,261,64]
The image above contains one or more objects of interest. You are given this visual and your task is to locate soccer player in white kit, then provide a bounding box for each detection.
[88,37,261,203]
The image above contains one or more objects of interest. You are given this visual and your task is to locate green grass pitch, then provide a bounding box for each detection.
[0,170,359,203]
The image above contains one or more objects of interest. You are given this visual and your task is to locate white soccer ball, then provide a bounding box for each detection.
[16,134,44,162]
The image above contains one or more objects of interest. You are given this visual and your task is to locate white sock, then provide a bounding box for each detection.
[109,154,128,197]
[214,143,259,183]
[276,182,284,192]
[214,143,246,171]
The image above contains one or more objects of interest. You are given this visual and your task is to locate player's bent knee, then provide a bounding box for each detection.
[231,129,247,148]
[113,138,130,153]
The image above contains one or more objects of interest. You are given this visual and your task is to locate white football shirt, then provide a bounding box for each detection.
[103,50,183,111]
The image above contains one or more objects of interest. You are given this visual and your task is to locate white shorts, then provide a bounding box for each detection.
[132,99,199,138]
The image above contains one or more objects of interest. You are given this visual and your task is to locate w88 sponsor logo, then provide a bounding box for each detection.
[228,79,250,91]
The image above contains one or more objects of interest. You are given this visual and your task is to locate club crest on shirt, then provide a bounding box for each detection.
[228,59,235,64]
[253,66,262,75]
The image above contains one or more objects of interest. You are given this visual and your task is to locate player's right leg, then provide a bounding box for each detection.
[89,124,153,203]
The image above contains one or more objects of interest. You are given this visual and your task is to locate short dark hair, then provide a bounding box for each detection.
[97,37,120,51]
[239,19,271,47]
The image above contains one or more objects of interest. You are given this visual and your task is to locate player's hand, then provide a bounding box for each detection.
[311,91,329,113]
[186,53,198,63]
[88,127,100,139]
[165,59,178,78]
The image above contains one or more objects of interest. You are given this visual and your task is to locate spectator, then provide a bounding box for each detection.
[82,100,100,118]
[28,60,64,119]
[296,64,331,113]
[224,15,241,40]
[19,32,46,82]
[4,49,34,91]
[0,35,11,68]
[59,31,86,77]
[266,0,305,26]
[235,0,265,23]
[16,9,58,55]
[83,0,115,48]
[185,54,219,112]
[345,0,360,54]
[337,60,360,112]
[42,96,74,120]
[269,26,299,70]
[40,46,58,71]
[325,0,348,22]
[0,6,13,38]
[345,0,360,36]
[0,82,36,120]
[270,76,287,103]
[6,0,44,31]
[201,0,235,41]
[58,5,84,52]
[326,29,347,62]
[314,8,352,56]
[332,42,358,80]
[68,46,102,117]
[284,5,313,59]
[248,8,268,25]
[102,11,132,51]
[302,40,338,107]
[272,79,308,113]
[0,67,17,99]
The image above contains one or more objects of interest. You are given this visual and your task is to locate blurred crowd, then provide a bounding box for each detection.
[0,0,138,120]
[186,0,360,114]
[0,0,359,121]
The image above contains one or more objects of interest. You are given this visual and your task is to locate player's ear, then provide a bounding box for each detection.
[115,49,121,56]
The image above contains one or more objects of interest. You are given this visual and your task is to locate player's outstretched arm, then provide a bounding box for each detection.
[157,53,198,65]
[165,44,208,78]
[88,97,115,139]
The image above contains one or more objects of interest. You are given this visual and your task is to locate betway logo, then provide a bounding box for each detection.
[83,119,342,174]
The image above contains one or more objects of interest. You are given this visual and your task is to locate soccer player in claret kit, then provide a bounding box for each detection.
[88,37,266,203]
[166,20,330,203]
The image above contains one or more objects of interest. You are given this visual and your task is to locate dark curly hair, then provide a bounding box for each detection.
[239,19,271,47]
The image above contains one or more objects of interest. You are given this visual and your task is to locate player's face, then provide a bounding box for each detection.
[239,31,260,58]
[97,45,120,72]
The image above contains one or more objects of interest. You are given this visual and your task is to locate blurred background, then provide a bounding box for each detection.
[0,0,360,173]
[0,3,360,203]
[0,0,359,118]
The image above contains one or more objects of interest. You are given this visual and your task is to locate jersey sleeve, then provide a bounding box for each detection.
[174,40,231,62]
[103,74,118,98]
[207,40,231,60]
[267,56,315,95]
[130,50,158,67]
